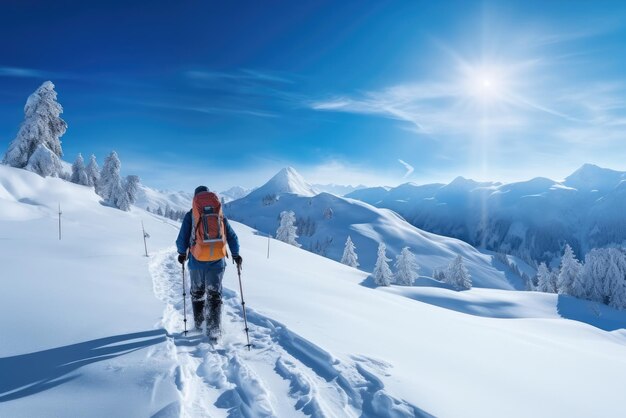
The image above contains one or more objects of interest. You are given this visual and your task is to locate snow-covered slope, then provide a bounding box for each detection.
[347,164,626,264]
[2,164,626,418]
[312,183,367,196]
[0,165,181,417]
[219,185,251,203]
[135,183,193,212]
[226,168,524,290]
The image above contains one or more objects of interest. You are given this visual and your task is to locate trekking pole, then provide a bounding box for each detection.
[182,263,188,336]
[236,263,252,350]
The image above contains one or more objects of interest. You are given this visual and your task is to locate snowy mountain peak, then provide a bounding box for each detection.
[444,176,495,191]
[564,163,626,192]
[249,166,318,198]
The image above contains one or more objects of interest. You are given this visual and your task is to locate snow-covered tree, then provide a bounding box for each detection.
[98,151,122,205]
[536,262,557,293]
[394,247,419,285]
[24,144,64,177]
[605,249,626,309]
[124,175,139,204]
[583,249,610,302]
[70,153,89,185]
[276,210,301,247]
[97,151,137,211]
[446,255,472,290]
[557,244,583,296]
[372,242,393,286]
[433,268,446,281]
[2,81,67,177]
[340,236,359,268]
[114,175,139,212]
[609,276,626,310]
[86,154,100,189]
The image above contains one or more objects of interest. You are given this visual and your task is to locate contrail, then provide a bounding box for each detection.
[398,159,414,178]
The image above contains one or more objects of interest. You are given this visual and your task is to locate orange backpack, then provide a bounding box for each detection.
[189,191,228,261]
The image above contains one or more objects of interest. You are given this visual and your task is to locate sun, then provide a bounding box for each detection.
[463,65,506,103]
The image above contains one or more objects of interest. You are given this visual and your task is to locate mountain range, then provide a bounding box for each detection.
[346,164,626,264]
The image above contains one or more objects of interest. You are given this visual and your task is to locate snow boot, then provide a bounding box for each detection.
[206,290,222,341]
[192,300,205,330]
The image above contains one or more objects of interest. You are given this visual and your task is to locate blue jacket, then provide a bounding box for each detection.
[176,211,240,270]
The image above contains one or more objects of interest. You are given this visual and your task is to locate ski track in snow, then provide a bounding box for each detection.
[149,248,427,418]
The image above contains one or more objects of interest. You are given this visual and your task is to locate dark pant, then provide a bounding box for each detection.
[189,266,225,336]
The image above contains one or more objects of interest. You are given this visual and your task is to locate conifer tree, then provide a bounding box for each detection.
[70,153,89,185]
[98,151,122,206]
[372,242,393,286]
[276,211,301,247]
[557,244,582,296]
[86,154,100,189]
[536,262,556,293]
[3,81,67,177]
[446,255,472,290]
[584,249,609,302]
[394,247,419,285]
[340,236,359,268]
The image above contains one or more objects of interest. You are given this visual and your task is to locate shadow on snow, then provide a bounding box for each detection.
[0,329,166,403]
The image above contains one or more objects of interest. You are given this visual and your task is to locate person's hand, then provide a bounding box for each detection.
[233,255,243,268]
[177,253,187,264]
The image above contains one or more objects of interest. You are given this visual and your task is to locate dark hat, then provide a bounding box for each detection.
[194,185,209,196]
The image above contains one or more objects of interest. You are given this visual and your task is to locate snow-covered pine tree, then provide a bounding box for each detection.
[2,81,67,177]
[446,255,472,290]
[432,268,446,281]
[605,249,626,309]
[70,153,90,185]
[372,242,393,286]
[276,210,301,247]
[86,154,100,189]
[548,267,559,293]
[557,244,583,296]
[25,145,64,177]
[98,151,124,206]
[340,236,359,268]
[536,262,555,293]
[584,249,609,302]
[394,247,419,285]
[156,207,164,216]
[116,175,140,212]
[124,175,139,204]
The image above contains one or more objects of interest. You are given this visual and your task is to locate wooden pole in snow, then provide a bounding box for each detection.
[58,203,62,240]
[142,221,149,257]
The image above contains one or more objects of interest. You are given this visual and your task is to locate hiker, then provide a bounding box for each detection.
[176,186,242,341]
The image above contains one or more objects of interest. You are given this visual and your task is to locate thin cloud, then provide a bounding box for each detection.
[185,69,294,85]
[0,65,79,81]
[0,66,47,78]
[128,100,279,118]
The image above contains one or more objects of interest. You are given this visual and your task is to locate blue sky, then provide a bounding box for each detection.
[1,0,626,191]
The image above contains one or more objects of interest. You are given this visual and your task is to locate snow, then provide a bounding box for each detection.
[346,164,626,264]
[219,186,251,203]
[2,164,626,418]
[245,166,319,199]
[0,165,180,416]
[227,169,520,290]
[135,183,193,212]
